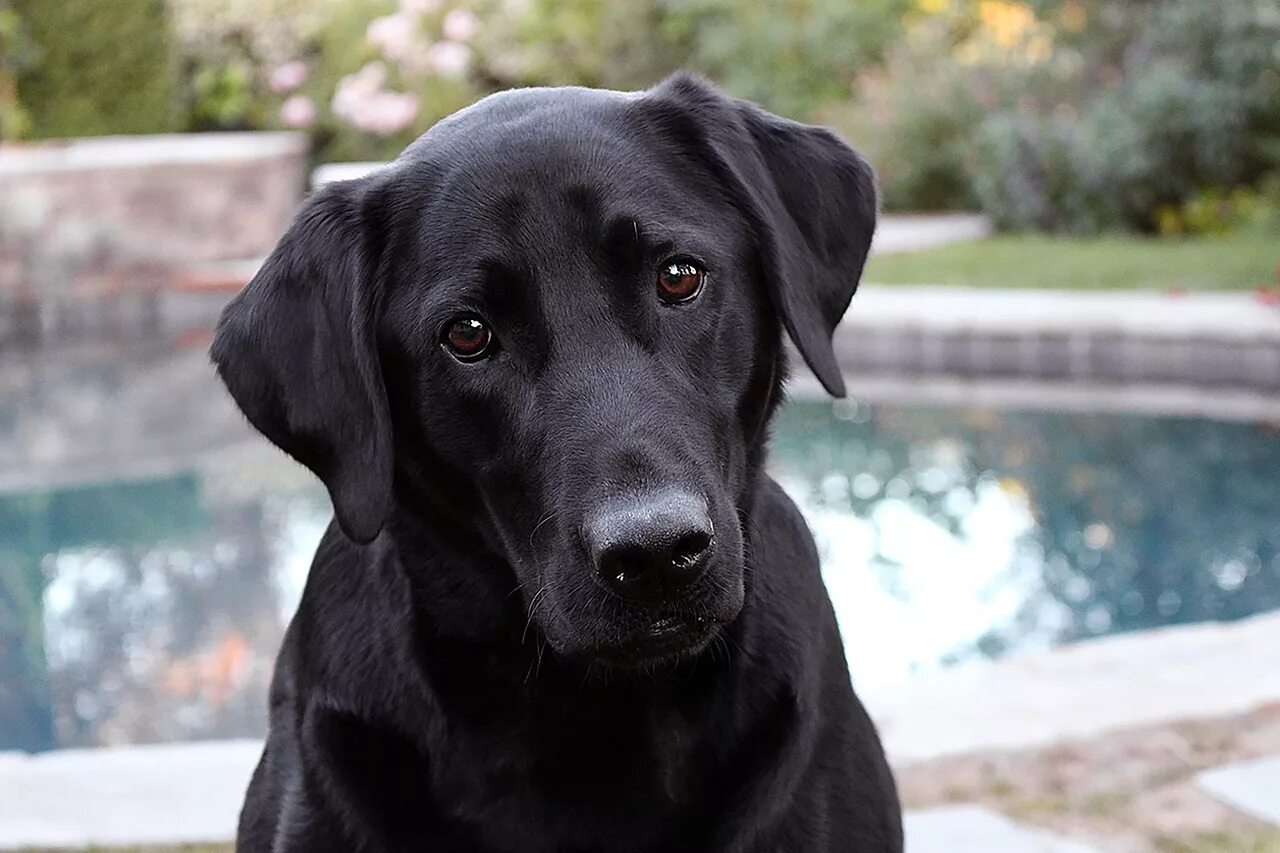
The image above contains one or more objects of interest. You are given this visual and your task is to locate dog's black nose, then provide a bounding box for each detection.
[586,491,714,602]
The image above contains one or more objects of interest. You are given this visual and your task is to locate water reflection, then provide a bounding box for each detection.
[772,398,1280,691]
[3,342,1280,750]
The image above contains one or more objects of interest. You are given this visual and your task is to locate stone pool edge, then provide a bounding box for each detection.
[2,610,1276,848]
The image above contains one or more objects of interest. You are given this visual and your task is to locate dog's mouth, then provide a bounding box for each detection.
[593,614,721,668]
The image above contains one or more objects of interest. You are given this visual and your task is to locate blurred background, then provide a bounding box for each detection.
[2,0,1280,850]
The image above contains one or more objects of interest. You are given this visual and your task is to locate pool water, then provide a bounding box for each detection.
[3,345,1279,751]
[772,399,1280,692]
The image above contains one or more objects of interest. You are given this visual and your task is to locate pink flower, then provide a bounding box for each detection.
[332,62,389,117]
[332,64,419,136]
[425,40,471,78]
[442,9,479,41]
[269,60,307,94]
[279,95,316,128]
[366,12,419,61]
[364,92,420,135]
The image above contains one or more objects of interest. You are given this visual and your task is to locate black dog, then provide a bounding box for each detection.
[212,73,901,852]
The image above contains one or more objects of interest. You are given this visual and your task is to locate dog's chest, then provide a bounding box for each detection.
[424,699,712,848]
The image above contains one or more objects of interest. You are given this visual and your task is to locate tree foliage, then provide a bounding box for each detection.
[13,0,175,138]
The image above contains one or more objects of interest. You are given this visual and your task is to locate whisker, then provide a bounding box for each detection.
[522,585,550,646]
[528,511,557,548]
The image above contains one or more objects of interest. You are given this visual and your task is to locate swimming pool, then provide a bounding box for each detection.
[3,344,1278,751]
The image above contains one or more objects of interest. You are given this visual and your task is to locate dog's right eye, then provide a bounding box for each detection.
[441,316,494,362]
[657,259,706,304]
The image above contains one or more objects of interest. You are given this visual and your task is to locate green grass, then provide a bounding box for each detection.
[1155,829,1280,852]
[863,233,1280,291]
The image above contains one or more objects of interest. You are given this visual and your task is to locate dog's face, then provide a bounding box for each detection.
[213,75,876,666]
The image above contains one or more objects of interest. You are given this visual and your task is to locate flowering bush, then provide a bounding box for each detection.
[164,0,914,164]
[167,0,495,160]
[15,0,1278,234]
[830,0,1280,230]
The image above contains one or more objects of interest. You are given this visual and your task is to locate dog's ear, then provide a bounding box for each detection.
[211,179,392,544]
[650,74,878,398]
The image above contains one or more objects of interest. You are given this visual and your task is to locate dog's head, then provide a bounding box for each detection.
[212,74,875,667]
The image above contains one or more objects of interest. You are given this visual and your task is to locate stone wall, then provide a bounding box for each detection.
[835,287,1280,393]
[0,133,306,347]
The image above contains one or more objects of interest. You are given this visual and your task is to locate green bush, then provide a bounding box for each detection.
[1156,176,1280,237]
[823,17,983,212]
[971,0,1280,233]
[0,2,36,139]
[665,0,912,120]
[15,0,175,138]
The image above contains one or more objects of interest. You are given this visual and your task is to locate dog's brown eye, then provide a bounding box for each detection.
[657,260,705,304]
[442,316,492,361]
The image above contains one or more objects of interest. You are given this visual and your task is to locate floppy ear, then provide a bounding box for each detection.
[211,179,393,544]
[651,74,878,397]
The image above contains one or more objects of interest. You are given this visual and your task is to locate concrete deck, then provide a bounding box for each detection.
[0,740,261,849]
[905,806,1101,852]
[0,133,306,176]
[866,610,1280,766]
[0,747,1109,851]
[847,286,1280,342]
[871,214,992,255]
[3,613,1277,848]
[834,285,1280,391]
[1197,755,1280,828]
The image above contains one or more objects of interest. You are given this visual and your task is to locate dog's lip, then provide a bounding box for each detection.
[595,615,719,665]
[647,615,696,639]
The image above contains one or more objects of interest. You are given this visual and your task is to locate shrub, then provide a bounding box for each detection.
[14,0,175,138]
[1156,176,1280,237]
[0,2,36,139]
[666,0,912,120]
[823,15,984,212]
[971,0,1280,233]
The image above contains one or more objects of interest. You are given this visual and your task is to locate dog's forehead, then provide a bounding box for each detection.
[405,85,637,155]
[394,91,731,270]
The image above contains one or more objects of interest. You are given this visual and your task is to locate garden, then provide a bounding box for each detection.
[4,0,1280,286]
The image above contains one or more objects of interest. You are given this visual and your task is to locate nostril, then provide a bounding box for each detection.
[669,530,712,572]
[600,546,647,585]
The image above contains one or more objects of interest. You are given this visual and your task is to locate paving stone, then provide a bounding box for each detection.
[0,741,1118,851]
[1197,755,1280,827]
[865,611,1280,764]
[870,214,993,255]
[905,805,1103,852]
[844,287,1280,343]
[0,740,261,850]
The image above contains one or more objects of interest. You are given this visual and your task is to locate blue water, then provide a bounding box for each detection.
[3,344,1279,751]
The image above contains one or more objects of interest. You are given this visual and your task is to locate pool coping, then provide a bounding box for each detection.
[2,611,1275,848]
[832,286,1280,393]
[0,132,306,176]
[785,373,1280,422]
[863,609,1280,766]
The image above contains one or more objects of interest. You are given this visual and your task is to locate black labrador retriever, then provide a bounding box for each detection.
[212,73,902,852]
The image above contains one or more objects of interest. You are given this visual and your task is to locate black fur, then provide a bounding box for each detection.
[212,73,901,852]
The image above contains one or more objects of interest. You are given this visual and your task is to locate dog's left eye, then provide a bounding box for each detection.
[656,260,706,304]
[441,316,493,361]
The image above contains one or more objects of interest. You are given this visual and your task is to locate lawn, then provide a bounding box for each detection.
[864,232,1280,291]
